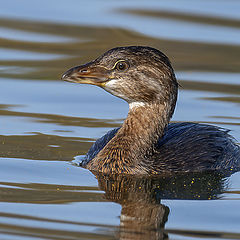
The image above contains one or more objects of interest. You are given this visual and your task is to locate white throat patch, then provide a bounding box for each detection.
[129,102,146,110]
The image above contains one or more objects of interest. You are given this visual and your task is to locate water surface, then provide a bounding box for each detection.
[0,0,240,239]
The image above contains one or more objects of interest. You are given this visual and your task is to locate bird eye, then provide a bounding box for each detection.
[115,61,129,71]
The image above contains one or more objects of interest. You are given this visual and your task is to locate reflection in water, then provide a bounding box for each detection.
[0,1,240,239]
[119,9,240,29]
[0,133,92,161]
[94,171,228,239]
[0,170,236,239]
[0,16,240,82]
[0,104,121,160]
[0,104,120,129]
[0,26,75,43]
[0,48,66,61]
[0,182,102,204]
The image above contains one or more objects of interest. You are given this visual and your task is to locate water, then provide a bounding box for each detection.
[0,0,240,239]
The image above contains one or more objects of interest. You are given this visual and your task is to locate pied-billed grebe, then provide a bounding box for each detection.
[62,46,240,175]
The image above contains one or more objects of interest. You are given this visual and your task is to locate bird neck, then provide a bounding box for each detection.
[88,102,171,174]
[121,102,169,155]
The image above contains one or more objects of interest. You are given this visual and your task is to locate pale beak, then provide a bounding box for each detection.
[61,63,110,87]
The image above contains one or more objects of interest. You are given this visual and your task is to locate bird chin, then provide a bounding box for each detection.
[103,80,132,101]
[64,76,109,87]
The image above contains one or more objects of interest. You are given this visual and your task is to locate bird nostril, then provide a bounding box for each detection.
[79,68,89,73]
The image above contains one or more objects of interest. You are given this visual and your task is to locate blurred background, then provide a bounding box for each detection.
[0,0,240,239]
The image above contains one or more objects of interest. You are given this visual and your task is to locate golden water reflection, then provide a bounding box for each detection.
[1,171,239,239]
[0,16,240,82]
[0,2,240,239]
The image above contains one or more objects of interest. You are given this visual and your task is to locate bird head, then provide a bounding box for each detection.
[62,46,178,115]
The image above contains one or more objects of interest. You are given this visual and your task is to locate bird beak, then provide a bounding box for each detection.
[61,63,110,87]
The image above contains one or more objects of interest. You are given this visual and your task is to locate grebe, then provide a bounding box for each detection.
[62,46,240,175]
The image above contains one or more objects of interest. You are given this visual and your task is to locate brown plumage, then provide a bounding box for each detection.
[62,46,240,175]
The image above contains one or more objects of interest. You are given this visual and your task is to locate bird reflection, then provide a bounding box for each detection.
[93,171,228,240]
